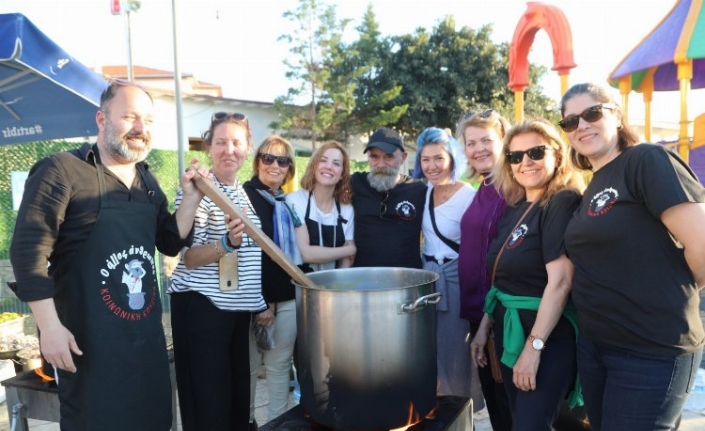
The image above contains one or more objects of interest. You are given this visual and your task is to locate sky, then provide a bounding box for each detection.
[0,0,700,125]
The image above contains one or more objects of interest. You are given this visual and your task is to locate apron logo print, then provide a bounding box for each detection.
[122,259,146,310]
[99,245,158,319]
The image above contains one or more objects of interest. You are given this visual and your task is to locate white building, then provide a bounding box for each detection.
[101,65,374,161]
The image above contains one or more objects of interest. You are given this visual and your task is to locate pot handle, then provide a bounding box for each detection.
[399,292,442,314]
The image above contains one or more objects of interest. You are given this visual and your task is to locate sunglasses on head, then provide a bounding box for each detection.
[211,112,248,122]
[259,153,292,168]
[558,104,616,132]
[505,145,551,165]
[462,109,494,121]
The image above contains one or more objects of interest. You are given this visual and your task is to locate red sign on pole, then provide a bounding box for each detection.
[110,0,122,15]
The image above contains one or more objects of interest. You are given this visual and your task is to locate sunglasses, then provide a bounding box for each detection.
[505,145,552,165]
[462,109,494,121]
[211,112,248,122]
[558,104,616,132]
[259,153,292,168]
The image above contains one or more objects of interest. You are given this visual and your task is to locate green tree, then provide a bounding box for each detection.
[370,16,558,140]
[272,0,351,150]
[274,6,560,148]
[383,17,513,139]
[341,5,407,139]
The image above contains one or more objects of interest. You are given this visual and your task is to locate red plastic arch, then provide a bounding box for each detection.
[508,2,576,92]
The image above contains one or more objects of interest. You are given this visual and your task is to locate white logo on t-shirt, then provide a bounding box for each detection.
[588,187,619,216]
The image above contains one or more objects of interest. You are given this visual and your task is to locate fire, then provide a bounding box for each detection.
[389,401,423,431]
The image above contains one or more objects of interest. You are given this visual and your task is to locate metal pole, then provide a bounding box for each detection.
[172,0,186,175]
[126,10,134,82]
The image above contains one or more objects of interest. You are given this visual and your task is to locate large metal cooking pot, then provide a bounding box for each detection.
[294,267,441,430]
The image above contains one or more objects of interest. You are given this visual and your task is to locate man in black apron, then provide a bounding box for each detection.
[10,81,208,431]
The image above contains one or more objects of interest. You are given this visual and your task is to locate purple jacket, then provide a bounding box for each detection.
[458,180,507,324]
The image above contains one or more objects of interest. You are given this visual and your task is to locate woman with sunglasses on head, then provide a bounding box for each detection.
[411,127,479,401]
[169,112,264,431]
[560,83,705,431]
[285,141,356,272]
[243,135,301,428]
[456,109,514,431]
[471,119,586,431]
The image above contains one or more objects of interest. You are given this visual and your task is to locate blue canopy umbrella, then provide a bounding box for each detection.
[0,13,108,146]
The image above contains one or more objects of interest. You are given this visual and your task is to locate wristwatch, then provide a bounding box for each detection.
[528,335,546,351]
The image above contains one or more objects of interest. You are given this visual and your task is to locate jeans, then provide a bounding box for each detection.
[577,334,703,431]
[470,321,513,431]
[249,299,298,422]
[493,321,577,431]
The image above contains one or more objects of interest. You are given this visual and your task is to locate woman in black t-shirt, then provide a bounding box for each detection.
[560,82,705,431]
[470,119,585,431]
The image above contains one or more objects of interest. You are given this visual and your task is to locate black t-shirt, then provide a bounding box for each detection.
[351,172,426,268]
[564,144,705,357]
[486,189,581,338]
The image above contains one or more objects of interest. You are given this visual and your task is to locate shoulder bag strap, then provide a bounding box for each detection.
[486,199,538,384]
[491,200,538,284]
[429,190,460,253]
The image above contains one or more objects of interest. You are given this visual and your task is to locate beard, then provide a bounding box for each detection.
[103,118,151,163]
[367,165,401,192]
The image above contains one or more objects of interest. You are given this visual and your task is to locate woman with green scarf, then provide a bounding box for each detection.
[470,119,585,431]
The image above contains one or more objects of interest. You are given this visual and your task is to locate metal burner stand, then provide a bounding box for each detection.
[259,396,472,431]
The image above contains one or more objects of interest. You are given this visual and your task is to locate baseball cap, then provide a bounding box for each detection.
[364,127,405,154]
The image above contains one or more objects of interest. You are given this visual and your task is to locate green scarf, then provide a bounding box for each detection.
[483,286,584,409]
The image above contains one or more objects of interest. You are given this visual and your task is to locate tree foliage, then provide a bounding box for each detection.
[275,1,559,148]
[271,0,351,149]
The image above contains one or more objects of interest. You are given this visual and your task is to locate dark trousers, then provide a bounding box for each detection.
[577,334,702,431]
[171,291,252,431]
[494,323,577,431]
[471,322,513,431]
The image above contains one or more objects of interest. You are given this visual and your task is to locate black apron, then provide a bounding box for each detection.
[298,193,346,273]
[54,163,171,431]
[304,193,346,248]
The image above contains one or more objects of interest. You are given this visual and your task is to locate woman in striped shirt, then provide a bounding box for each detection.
[169,112,265,431]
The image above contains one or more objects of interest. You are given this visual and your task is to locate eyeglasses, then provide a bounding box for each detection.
[259,153,292,168]
[558,104,616,132]
[379,191,390,218]
[211,112,248,122]
[505,145,551,165]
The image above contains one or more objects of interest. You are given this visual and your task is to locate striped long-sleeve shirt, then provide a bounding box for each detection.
[168,176,265,312]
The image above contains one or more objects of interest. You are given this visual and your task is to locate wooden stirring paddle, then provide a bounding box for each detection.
[191,175,318,289]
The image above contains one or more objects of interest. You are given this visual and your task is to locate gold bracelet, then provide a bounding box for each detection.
[214,240,226,259]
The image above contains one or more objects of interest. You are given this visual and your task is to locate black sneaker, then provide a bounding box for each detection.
[249,420,258,431]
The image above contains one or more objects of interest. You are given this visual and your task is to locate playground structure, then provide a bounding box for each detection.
[507,1,705,164]
[609,0,705,162]
[508,2,575,124]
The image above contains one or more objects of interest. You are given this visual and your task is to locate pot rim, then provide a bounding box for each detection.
[291,267,440,291]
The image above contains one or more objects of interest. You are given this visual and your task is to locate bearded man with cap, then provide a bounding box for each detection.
[351,127,427,268]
